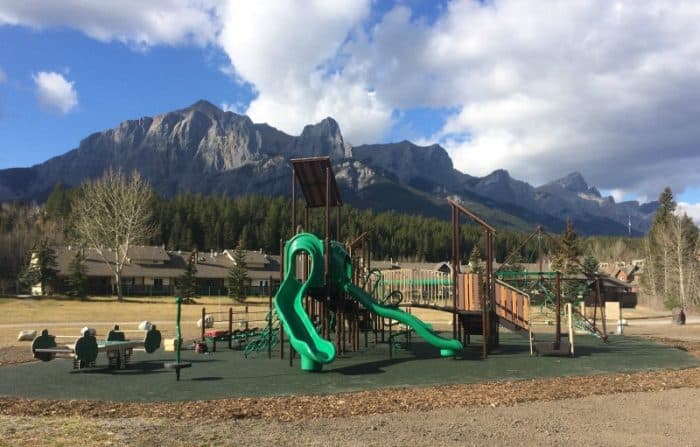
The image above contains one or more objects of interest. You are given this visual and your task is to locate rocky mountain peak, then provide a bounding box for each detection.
[185,99,223,117]
[485,169,511,181]
[0,101,657,236]
[549,172,590,193]
[301,117,341,137]
[295,117,347,160]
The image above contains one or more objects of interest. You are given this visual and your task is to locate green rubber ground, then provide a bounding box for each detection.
[1,332,697,402]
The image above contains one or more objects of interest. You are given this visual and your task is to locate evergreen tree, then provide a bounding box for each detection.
[66,249,88,300]
[551,220,582,275]
[228,245,247,299]
[18,265,40,294]
[227,240,249,302]
[468,246,484,274]
[654,187,676,225]
[23,239,59,295]
[501,252,525,272]
[581,254,599,276]
[551,220,583,300]
[176,251,199,303]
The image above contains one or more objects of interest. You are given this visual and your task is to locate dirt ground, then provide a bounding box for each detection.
[2,300,700,446]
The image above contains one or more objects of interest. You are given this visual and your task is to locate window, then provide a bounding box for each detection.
[154,278,163,288]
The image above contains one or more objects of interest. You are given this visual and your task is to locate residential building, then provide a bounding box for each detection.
[35,245,280,297]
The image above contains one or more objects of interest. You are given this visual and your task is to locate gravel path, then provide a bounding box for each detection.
[1,388,698,446]
[198,388,700,447]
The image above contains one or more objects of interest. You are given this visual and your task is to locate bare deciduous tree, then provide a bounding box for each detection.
[71,169,154,300]
[642,188,700,310]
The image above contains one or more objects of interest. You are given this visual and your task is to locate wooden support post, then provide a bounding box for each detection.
[336,205,341,242]
[324,166,331,342]
[291,166,296,234]
[268,276,273,359]
[280,238,285,360]
[452,205,458,340]
[201,307,206,342]
[228,307,233,350]
[336,305,342,354]
[596,275,607,337]
[555,272,562,350]
[388,316,392,359]
[482,231,489,359]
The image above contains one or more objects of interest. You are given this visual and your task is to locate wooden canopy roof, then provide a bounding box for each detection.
[291,157,343,208]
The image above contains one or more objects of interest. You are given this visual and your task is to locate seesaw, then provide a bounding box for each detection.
[31,324,162,370]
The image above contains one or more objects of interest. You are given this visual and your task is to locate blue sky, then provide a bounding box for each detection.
[1,1,699,220]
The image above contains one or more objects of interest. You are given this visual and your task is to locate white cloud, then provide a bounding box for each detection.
[336,0,700,200]
[33,71,78,114]
[678,202,700,226]
[0,0,218,47]
[217,0,390,143]
[4,1,700,201]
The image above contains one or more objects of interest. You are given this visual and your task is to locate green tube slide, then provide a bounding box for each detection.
[273,233,336,371]
[344,283,463,357]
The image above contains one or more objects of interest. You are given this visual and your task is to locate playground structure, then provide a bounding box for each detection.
[198,305,278,353]
[31,324,162,370]
[274,232,462,371]
[273,157,462,371]
[268,157,611,369]
[494,225,608,344]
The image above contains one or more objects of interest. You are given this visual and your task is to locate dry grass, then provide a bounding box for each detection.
[0,296,271,347]
[0,296,455,348]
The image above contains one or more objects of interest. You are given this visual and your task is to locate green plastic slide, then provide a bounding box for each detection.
[273,233,336,371]
[344,283,463,357]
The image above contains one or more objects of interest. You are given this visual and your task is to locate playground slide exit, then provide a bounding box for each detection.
[273,233,336,371]
[344,283,463,357]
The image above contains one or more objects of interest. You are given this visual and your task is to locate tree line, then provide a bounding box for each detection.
[37,181,555,263]
[6,173,692,310]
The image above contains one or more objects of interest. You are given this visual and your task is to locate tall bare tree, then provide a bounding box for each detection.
[71,169,154,300]
[668,212,699,309]
[642,187,700,309]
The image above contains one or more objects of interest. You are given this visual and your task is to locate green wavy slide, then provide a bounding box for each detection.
[274,232,462,371]
[344,283,463,357]
[273,233,336,371]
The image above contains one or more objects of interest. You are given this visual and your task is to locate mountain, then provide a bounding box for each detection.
[0,100,656,235]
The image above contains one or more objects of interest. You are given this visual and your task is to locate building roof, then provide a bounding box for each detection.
[370,260,467,272]
[599,275,633,289]
[125,245,170,262]
[53,246,279,281]
[222,249,270,268]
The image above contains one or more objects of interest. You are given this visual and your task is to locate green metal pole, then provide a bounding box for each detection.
[164,295,191,380]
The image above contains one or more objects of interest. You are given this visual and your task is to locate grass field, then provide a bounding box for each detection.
[0,295,276,347]
[0,295,454,348]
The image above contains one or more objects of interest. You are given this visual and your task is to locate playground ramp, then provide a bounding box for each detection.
[344,283,462,357]
[494,279,531,336]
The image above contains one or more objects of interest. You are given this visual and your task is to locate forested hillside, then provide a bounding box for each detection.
[1,181,651,296]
